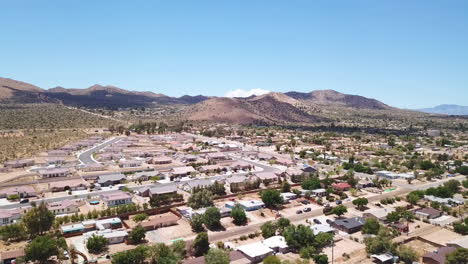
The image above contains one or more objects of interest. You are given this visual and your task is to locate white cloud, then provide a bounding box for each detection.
[225,88,270,98]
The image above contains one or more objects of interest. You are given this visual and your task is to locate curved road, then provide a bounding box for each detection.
[78,137,122,165]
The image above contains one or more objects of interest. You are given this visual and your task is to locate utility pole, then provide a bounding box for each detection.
[331,239,334,264]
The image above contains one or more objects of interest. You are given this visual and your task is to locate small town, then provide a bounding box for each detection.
[0,125,467,264]
[1,1,468,264]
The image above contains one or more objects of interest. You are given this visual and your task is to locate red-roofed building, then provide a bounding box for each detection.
[332,182,351,191]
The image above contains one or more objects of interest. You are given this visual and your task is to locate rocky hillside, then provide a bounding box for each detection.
[185,93,326,125]
[285,90,391,110]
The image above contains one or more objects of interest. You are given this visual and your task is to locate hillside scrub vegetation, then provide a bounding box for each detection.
[0,104,121,129]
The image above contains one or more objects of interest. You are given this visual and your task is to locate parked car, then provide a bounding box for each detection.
[303,207,311,212]
[324,203,331,208]
[301,200,310,205]
[296,210,303,214]
[336,200,342,205]
[19,199,29,204]
[313,218,321,224]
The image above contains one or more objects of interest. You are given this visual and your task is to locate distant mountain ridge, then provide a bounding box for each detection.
[417,104,468,116]
[1,76,411,125]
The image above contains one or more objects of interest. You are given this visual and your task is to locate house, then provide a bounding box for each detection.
[238,200,265,211]
[180,179,214,192]
[47,199,79,215]
[96,218,122,230]
[422,246,457,264]
[228,160,252,171]
[61,223,85,236]
[97,173,126,187]
[206,152,227,162]
[226,175,259,192]
[46,157,66,165]
[413,208,443,220]
[171,166,196,178]
[38,167,71,178]
[183,250,249,264]
[389,222,409,233]
[49,179,90,192]
[371,253,395,264]
[262,236,289,253]
[312,188,327,197]
[280,192,297,202]
[255,172,279,184]
[0,186,37,198]
[151,156,173,165]
[119,160,143,168]
[100,191,133,207]
[133,170,161,181]
[219,143,240,152]
[84,229,128,244]
[424,195,464,207]
[140,214,180,231]
[80,164,107,172]
[310,224,335,235]
[446,236,468,249]
[198,164,223,173]
[331,182,351,191]
[3,159,34,168]
[0,249,25,264]
[363,208,395,222]
[330,217,365,234]
[0,208,22,226]
[237,242,274,263]
[275,157,295,166]
[140,185,178,198]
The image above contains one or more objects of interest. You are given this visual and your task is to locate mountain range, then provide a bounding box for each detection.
[0,76,455,125]
[417,104,468,116]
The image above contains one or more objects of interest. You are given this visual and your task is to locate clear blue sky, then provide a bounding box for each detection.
[1,0,467,108]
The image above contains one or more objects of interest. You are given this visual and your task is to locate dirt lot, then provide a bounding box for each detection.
[145,219,193,243]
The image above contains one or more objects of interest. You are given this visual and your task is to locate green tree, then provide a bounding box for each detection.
[364,228,396,254]
[171,240,187,259]
[205,248,229,264]
[263,255,281,264]
[128,225,146,244]
[188,189,214,209]
[283,224,315,252]
[204,207,222,229]
[301,177,321,190]
[446,248,468,264]
[362,218,381,235]
[22,202,55,237]
[132,213,148,223]
[111,245,148,264]
[25,235,59,264]
[313,254,329,264]
[261,189,283,209]
[0,222,27,241]
[331,205,347,217]
[299,246,316,259]
[148,243,180,264]
[261,221,277,238]
[190,214,205,233]
[397,245,418,264]
[276,217,291,232]
[314,232,333,249]
[352,197,368,210]
[193,232,210,257]
[231,204,247,225]
[281,181,291,193]
[86,234,107,254]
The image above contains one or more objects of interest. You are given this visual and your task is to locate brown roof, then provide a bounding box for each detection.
[423,246,456,264]
[141,214,180,228]
[0,248,25,260]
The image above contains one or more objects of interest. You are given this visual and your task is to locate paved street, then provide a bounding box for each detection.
[77,137,122,165]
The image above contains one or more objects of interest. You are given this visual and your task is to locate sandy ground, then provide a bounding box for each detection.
[145,219,193,243]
